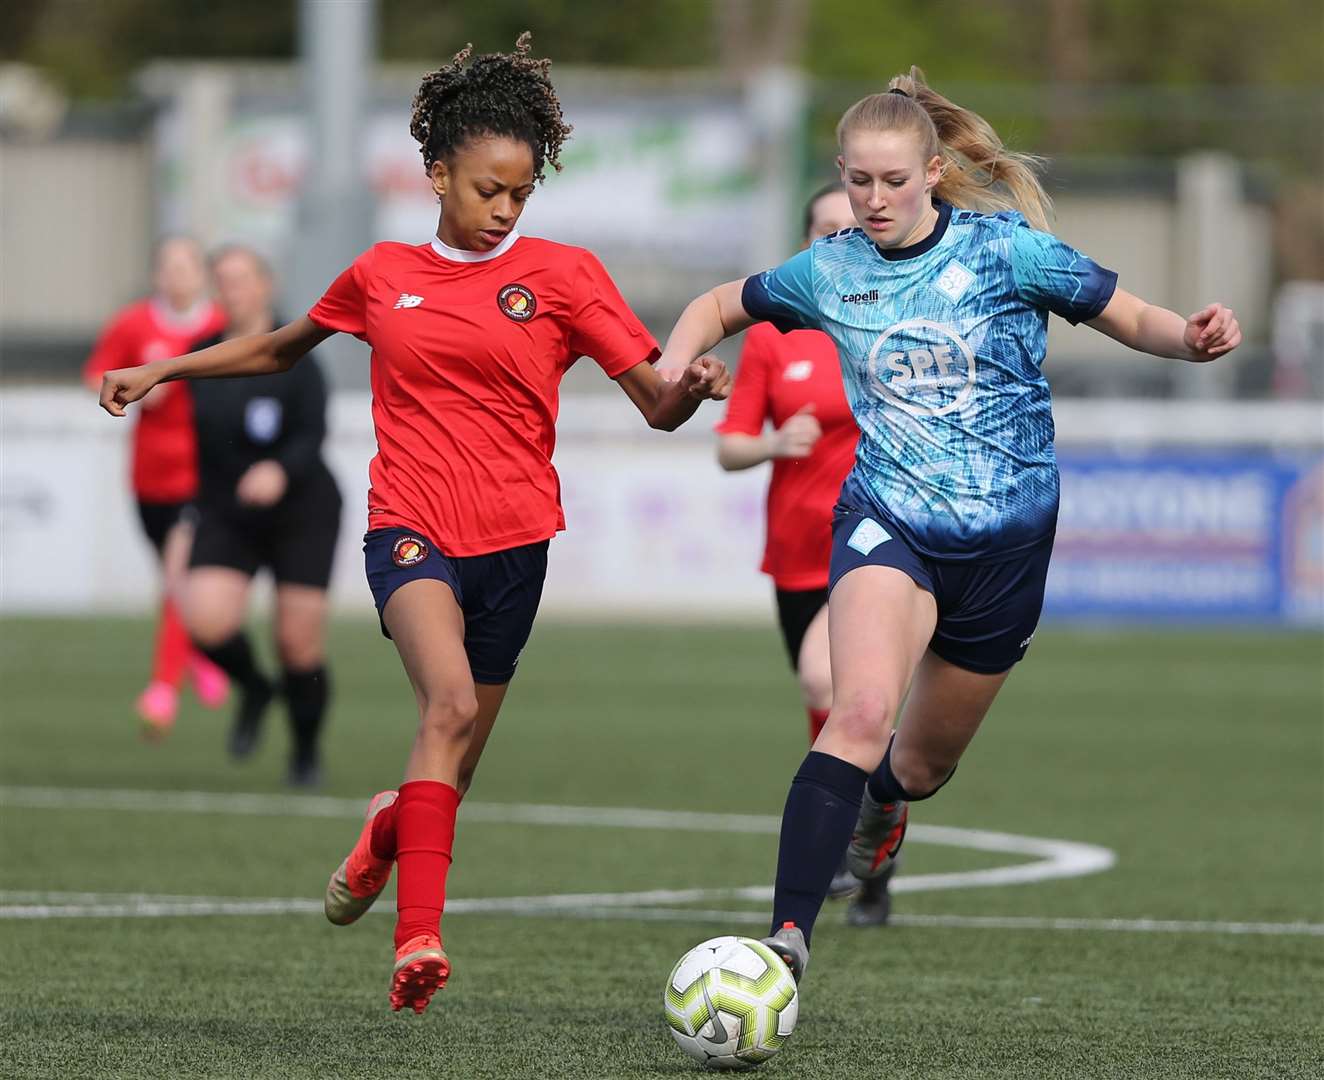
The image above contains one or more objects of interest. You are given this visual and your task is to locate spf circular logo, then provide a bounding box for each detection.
[391,536,429,568]
[866,319,976,418]
[497,283,536,322]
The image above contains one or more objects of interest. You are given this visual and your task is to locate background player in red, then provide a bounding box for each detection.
[83,236,230,736]
[716,182,897,925]
[98,34,730,1015]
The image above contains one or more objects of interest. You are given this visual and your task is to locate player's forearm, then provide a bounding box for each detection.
[1130,303,1203,362]
[717,433,775,471]
[658,291,729,372]
[647,378,706,432]
[155,332,288,384]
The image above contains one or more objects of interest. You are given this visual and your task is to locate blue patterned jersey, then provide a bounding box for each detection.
[742,201,1116,560]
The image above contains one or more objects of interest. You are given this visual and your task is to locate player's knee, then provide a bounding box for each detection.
[186,610,238,650]
[796,658,833,712]
[891,746,957,799]
[828,689,896,749]
[275,630,322,671]
[418,690,479,743]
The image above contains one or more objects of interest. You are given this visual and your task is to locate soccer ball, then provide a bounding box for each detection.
[663,935,799,1070]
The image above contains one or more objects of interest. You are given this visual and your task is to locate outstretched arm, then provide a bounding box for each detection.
[99,316,333,417]
[1087,287,1241,362]
[658,280,756,375]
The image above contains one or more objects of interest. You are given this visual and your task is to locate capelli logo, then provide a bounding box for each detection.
[842,289,880,305]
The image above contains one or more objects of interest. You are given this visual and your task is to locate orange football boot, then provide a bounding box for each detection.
[324,790,398,925]
[390,934,450,1014]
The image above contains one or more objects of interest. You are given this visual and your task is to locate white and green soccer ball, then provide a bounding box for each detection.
[664,935,799,1070]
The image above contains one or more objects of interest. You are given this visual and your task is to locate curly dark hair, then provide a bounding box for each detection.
[409,31,572,184]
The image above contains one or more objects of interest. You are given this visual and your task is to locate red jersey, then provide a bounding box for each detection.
[717,323,858,590]
[308,233,659,556]
[84,298,225,502]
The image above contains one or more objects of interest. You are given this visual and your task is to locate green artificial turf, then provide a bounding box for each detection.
[1,617,1321,1079]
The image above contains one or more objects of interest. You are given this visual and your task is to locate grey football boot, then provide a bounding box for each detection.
[846,790,909,881]
[846,853,899,927]
[761,923,810,984]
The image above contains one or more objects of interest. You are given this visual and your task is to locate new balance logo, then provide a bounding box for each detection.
[394,293,424,309]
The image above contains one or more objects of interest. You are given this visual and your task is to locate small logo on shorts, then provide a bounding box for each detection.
[783,360,814,381]
[392,536,429,567]
[497,283,536,322]
[847,518,891,555]
[1019,631,1036,649]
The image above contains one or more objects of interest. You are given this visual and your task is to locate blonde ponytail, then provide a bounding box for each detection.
[837,66,1053,231]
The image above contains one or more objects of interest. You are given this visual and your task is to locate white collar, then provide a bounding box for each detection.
[149,297,213,333]
[430,229,521,263]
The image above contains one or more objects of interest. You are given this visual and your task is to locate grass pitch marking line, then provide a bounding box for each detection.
[0,784,1116,895]
[1,890,1320,937]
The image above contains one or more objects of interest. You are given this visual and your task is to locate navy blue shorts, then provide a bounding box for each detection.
[364,527,548,685]
[828,507,1054,675]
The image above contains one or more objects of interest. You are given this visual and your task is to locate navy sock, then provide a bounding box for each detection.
[866,736,956,803]
[770,751,868,946]
[282,665,329,767]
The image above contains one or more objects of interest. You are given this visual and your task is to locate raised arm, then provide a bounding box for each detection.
[1086,287,1241,363]
[99,316,333,417]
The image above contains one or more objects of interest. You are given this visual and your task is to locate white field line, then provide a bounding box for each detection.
[0,784,1116,894]
[0,890,1320,937]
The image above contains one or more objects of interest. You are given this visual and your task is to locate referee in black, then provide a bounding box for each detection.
[183,244,342,787]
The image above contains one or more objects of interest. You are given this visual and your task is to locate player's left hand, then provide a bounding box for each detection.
[237,460,288,508]
[1184,303,1241,361]
[677,356,732,401]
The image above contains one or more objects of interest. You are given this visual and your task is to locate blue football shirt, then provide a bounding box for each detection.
[742,201,1117,559]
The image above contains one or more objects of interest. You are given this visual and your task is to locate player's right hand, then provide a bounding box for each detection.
[771,405,822,459]
[99,366,159,416]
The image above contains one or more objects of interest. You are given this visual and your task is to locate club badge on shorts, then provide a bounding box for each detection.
[392,535,429,568]
[497,283,536,322]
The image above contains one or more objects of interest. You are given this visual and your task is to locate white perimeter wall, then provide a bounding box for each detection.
[2,388,1320,618]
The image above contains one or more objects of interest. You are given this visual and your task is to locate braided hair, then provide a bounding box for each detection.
[409,32,572,184]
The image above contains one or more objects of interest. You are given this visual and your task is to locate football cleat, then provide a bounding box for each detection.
[760,922,809,984]
[390,934,450,1014]
[325,789,398,925]
[189,654,230,709]
[135,681,178,740]
[846,854,899,928]
[846,792,909,880]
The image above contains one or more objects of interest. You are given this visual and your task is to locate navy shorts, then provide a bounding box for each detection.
[364,527,548,685]
[828,507,1054,675]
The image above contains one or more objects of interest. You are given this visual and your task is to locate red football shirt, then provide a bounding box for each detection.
[84,298,225,502]
[717,323,858,591]
[308,233,659,556]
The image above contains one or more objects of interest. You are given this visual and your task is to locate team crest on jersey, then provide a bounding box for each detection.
[933,260,975,304]
[866,319,977,418]
[497,283,536,322]
[392,536,429,568]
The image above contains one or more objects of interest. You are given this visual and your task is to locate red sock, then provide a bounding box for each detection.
[369,800,398,860]
[393,780,460,949]
[807,707,830,744]
[151,597,191,688]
